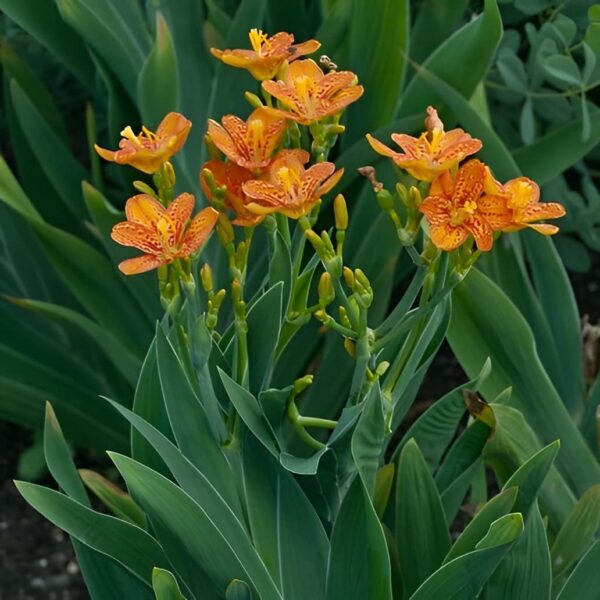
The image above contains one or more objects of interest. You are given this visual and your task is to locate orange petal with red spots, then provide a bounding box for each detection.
[429,222,469,251]
[181,207,219,255]
[118,254,165,275]
[111,222,162,254]
[125,194,167,228]
[465,215,493,252]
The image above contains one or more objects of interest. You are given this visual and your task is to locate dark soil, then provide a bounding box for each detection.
[1,254,598,599]
[0,423,87,599]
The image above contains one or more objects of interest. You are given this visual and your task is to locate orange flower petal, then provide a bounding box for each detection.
[523,201,566,222]
[111,222,162,254]
[477,194,512,230]
[125,194,167,229]
[118,254,165,275]
[429,222,469,251]
[167,193,195,242]
[243,180,287,206]
[366,134,397,159]
[181,207,219,254]
[526,223,560,235]
[465,215,493,252]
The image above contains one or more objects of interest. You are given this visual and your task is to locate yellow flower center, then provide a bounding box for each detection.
[157,217,175,254]
[449,200,477,226]
[120,125,159,148]
[247,119,266,157]
[249,28,269,55]
[277,166,302,197]
[423,128,445,156]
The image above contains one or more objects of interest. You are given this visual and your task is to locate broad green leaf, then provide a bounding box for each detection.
[448,269,600,497]
[109,452,281,600]
[373,464,395,519]
[551,485,600,578]
[219,369,280,457]
[484,505,552,600]
[15,481,168,589]
[344,0,409,145]
[326,477,392,600]
[155,328,239,512]
[56,0,150,100]
[393,358,491,466]
[0,39,68,140]
[513,106,600,184]
[246,283,283,394]
[0,346,128,452]
[409,0,469,64]
[543,55,581,86]
[7,297,141,386]
[522,232,585,413]
[444,487,519,563]
[395,439,451,596]
[0,0,95,88]
[79,469,147,528]
[131,338,174,479]
[152,568,187,600]
[242,436,329,600]
[411,513,524,599]
[138,13,178,127]
[502,441,561,518]
[351,384,386,496]
[10,81,89,222]
[398,0,502,116]
[225,580,252,600]
[556,539,600,600]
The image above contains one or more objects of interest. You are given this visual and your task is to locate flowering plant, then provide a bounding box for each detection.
[11,18,600,600]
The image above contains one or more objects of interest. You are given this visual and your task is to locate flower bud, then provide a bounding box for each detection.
[217,214,235,245]
[293,374,314,395]
[343,338,356,357]
[376,188,395,212]
[162,161,176,189]
[343,267,355,289]
[334,194,348,230]
[318,272,335,306]
[200,263,214,293]
[133,180,158,196]
[244,91,264,108]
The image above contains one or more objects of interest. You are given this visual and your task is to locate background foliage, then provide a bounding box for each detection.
[0,0,599,598]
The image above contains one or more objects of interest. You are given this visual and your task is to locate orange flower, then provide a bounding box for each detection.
[211,29,320,80]
[262,59,364,125]
[95,112,191,174]
[111,193,218,274]
[481,177,566,235]
[366,106,482,182]
[419,160,500,252]
[200,160,263,226]
[207,108,287,171]
[242,149,343,219]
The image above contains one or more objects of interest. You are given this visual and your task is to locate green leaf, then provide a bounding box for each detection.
[225,580,252,600]
[551,485,600,578]
[138,13,178,126]
[411,513,524,599]
[373,464,395,519]
[395,439,451,596]
[155,327,239,513]
[326,477,392,600]
[7,297,141,386]
[10,81,89,222]
[79,469,147,528]
[448,269,600,497]
[0,0,95,88]
[246,283,283,394]
[152,568,187,600]
[520,97,536,144]
[513,106,600,184]
[484,505,552,600]
[344,0,409,145]
[56,0,150,100]
[543,55,581,87]
[398,0,502,116]
[219,369,279,457]
[109,452,281,600]
[393,358,491,466]
[444,487,519,563]
[15,481,169,589]
[556,539,600,600]
[497,49,528,93]
[242,436,329,600]
[351,384,386,496]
